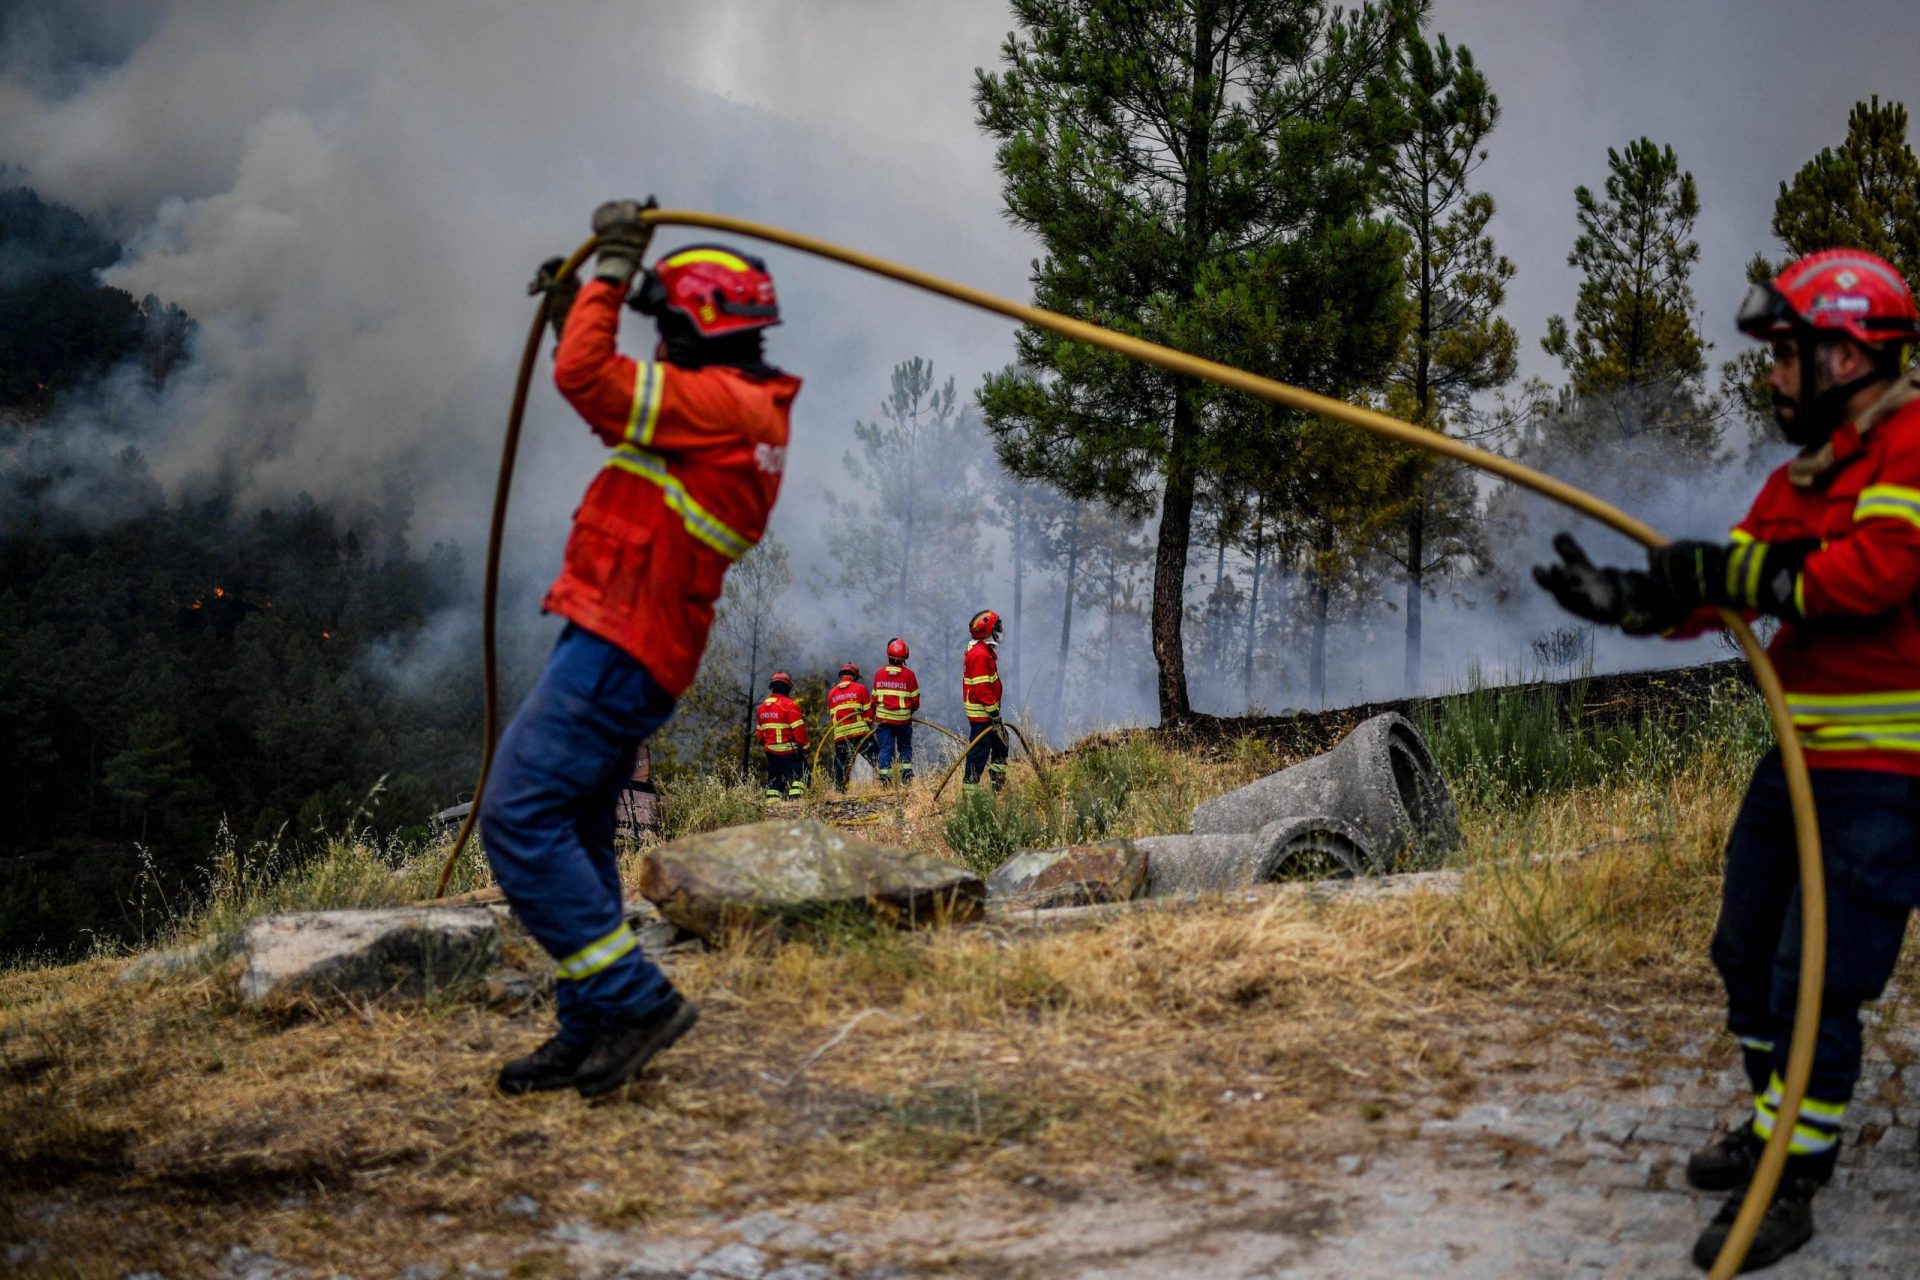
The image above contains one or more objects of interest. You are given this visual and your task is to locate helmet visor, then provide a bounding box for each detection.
[1737,281,1800,339]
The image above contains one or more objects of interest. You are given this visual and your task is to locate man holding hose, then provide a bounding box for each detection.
[1536,249,1920,1270]
[482,200,800,1098]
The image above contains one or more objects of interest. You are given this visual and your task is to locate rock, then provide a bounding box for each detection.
[1138,815,1373,896]
[638,820,983,942]
[118,938,219,984]
[1189,712,1459,870]
[986,842,1148,908]
[235,908,501,1005]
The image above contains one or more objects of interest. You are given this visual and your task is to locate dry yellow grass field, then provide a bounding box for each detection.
[1,705,1782,1278]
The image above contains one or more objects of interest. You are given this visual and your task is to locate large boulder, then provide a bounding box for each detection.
[986,841,1148,909]
[1188,712,1459,870]
[235,907,501,1005]
[638,820,984,941]
[1138,815,1373,896]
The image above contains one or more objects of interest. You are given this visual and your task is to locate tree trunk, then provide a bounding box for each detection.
[1148,1,1216,725]
[1048,512,1081,740]
[1309,521,1333,708]
[898,414,914,634]
[739,613,761,775]
[1009,482,1024,708]
[1243,510,1264,709]
[1403,494,1425,693]
[1152,392,1199,722]
[1103,562,1117,725]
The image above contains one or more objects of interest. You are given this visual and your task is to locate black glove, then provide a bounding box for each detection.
[1532,532,1688,635]
[528,256,581,342]
[590,195,659,287]
[1646,537,1817,622]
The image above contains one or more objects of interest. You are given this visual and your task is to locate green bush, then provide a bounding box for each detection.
[942,787,1049,877]
[660,773,767,841]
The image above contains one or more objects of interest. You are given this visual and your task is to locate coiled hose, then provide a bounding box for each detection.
[433,210,1824,1276]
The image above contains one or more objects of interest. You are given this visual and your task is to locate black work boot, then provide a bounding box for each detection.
[1687,1124,1765,1191]
[573,994,700,1099]
[1691,1173,1819,1272]
[497,1032,594,1095]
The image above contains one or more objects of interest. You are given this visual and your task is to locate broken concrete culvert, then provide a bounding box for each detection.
[638,818,985,942]
[1137,815,1375,896]
[1188,711,1460,872]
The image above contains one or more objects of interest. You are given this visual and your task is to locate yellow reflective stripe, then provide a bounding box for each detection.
[555,923,636,980]
[623,362,666,447]
[1728,527,1756,544]
[1794,574,1806,616]
[1854,503,1920,532]
[1859,482,1920,507]
[963,674,998,686]
[1788,689,1920,717]
[663,247,752,273]
[605,445,755,560]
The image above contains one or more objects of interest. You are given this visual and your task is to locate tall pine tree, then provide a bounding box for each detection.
[1542,139,1718,454]
[975,0,1419,721]
[1379,31,1513,691]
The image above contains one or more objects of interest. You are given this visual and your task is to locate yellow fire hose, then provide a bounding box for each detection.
[433,210,1825,1276]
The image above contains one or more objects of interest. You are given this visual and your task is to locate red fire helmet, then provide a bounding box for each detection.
[768,671,792,692]
[632,243,780,338]
[838,662,860,681]
[969,609,1002,641]
[1738,249,1920,347]
[886,637,909,662]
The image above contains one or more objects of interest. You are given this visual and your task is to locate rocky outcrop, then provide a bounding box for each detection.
[235,907,501,1005]
[986,842,1148,909]
[638,820,984,942]
[1189,712,1459,870]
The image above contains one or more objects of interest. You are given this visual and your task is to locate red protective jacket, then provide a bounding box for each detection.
[1670,387,1920,775]
[755,693,808,754]
[962,640,1001,720]
[827,678,875,740]
[543,279,801,696]
[872,663,921,723]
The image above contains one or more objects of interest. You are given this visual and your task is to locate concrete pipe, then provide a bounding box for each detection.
[1188,712,1459,872]
[1138,815,1373,897]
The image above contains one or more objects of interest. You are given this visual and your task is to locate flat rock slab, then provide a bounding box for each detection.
[987,842,1147,908]
[639,819,984,942]
[236,907,501,1005]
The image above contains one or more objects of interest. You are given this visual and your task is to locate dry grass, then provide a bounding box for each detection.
[2,747,1750,1277]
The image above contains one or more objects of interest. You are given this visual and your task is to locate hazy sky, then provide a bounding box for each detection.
[4,1,1915,704]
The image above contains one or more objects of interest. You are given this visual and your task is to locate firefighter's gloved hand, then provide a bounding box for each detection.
[1533,533,1687,635]
[591,196,659,287]
[529,257,581,342]
[1646,538,1816,622]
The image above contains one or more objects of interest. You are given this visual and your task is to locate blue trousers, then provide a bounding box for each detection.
[963,718,1007,789]
[481,625,679,1043]
[875,722,914,781]
[831,732,877,790]
[763,749,804,798]
[1712,752,1919,1107]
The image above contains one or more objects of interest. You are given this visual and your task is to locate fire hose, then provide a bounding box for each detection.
[432,209,1825,1276]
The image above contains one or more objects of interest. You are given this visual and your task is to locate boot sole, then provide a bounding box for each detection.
[575,1003,700,1098]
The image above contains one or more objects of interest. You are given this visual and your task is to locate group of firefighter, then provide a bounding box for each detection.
[476,194,1920,1272]
[752,608,1009,799]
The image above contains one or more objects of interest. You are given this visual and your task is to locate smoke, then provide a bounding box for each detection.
[2,1,1910,732]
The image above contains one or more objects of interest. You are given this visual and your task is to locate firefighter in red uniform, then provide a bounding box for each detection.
[962,609,1007,790]
[872,637,921,784]
[755,671,808,800]
[1536,249,1920,1271]
[826,662,878,790]
[481,200,800,1098]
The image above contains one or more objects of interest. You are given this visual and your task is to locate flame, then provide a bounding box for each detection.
[321,631,332,640]
[213,587,226,598]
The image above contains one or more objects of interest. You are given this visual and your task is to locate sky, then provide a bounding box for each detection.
[3,0,1916,715]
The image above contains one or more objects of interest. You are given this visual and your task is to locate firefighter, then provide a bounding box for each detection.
[962,609,1007,791]
[1535,249,1920,1271]
[482,201,799,1098]
[826,661,878,790]
[872,637,921,784]
[755,671,808,800]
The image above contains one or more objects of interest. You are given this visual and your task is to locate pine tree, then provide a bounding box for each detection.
[975,0,1420,722]
[1772,96,1920,280]
[1542,139,1718,453]
[1379,31,1513,691]
[823,358,989,646]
